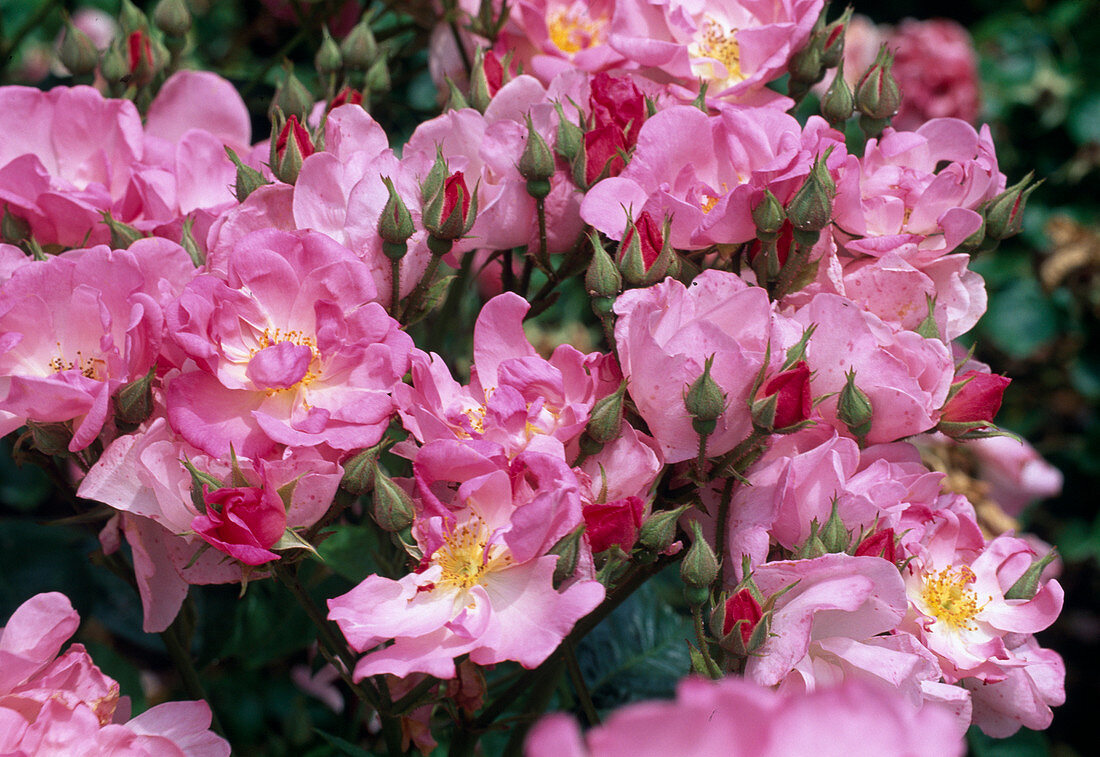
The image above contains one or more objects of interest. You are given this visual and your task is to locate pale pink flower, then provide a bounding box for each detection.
[328,442,604,679]
[967,435,1064,516]
[396,292,609,458]
[963,635,1065,737]
[790,292,955,444]
[0,85,143,246]
[497,1,627,83]
[613,270,802,463]
[607,0,825,105]
[164,228,412,458]
[0,242,192,450]
[901,510,1064,683]
[581,106,844,249]
[0,592,228,756]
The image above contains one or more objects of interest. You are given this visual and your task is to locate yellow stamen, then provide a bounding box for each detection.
[48,342,106,379]
[548,7,606,54]
[433,519,507,590]
[690,16,745,87]
[919,565,988,631]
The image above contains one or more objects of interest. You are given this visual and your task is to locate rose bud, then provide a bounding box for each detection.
[192,485,288,565]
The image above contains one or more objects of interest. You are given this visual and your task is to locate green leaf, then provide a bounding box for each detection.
[968,725,1050,757]
[574,579,694,711]
[316,525,385,582]
[313,729,374,756]
[978,278,1062,359]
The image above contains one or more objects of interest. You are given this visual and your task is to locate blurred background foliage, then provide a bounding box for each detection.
[0,0,1098,754]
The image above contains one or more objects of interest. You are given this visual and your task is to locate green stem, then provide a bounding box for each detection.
[502,656,565,756]
[535,197,550,272]
[695,432,710,480]
[160,618,225,734]
[562,641,599,726]
[714,477,735,581]
[519,256,534,298]
[501,247,516,292]
[390,258,401,317]
[692,605,722,679]
[401,251,444,322]
[275,565,384,712]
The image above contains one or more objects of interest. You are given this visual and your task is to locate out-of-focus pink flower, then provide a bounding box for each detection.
[889,19,981,131]
[329,443,604,679]
[526,675,965,756]
[967,435,1063,516]
[0,592,229,756]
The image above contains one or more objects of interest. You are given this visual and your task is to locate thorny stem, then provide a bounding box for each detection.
[390,258,402,317]
[715,477,736,582]
[401,250,445,322]
[692,605,723,679]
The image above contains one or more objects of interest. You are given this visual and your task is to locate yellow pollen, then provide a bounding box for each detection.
[920,565,988,631]
[690,16,745,87]
[433,520,498,589]
[250,326,321,396]
[48,342,106,380]
[462,404,487,435]
[700,183,729,214]
[548,7,606,54]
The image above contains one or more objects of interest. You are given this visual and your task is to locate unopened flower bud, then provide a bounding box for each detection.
[684,355,726,436]
[752,189,785,240]
[101,40,128,85]
[1,208,31,244]
[751,361,812,433]
[549,524,585,588]
[554,102,584,163]
[914,295,941,340]
[126,29,156,87]
[788,31,824,84]
[273,65,313,122]
[445,78,468,111]
[818,499,850,553]
[118,0,147,35]
[60,20,100,77]
[113,367,156,427]
[820,62,854,126]
[420,148,448,205]
[101,212,144,249]
[519,115,555,199]
[855,44,901,121]
[937,370,1010,438]
[585,232,622,300]
[586,381,628,445]
[378,176,414,252]
[469,48,498,113]
[618,212,674,287]
[315,26,343,76]
[371,467,415,532]
[854,528,899,563]
[366,57,390,93]
[820,8,853,69]
[423,171,477,241]
[1004,550,1059,601]
[339,445,383,496]
[984,172,1041,241]
[786,150,835,234]
[718,588,763,651]
[638,504,690,555]
[225,146,270,202]
[153,0,191,39]
[681,521,719,600]
[958,217,986,252]
[837,368,873,441]
[273,115,314,184]
[180,218,204,267]
[341,18,377,71]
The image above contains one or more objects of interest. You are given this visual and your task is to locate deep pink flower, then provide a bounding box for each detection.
[758,360,812,429]
[723,588,763,644]
[855,528,900,563]
[889,19,981,131]
[276,115,316,162]
[192,485,288,565]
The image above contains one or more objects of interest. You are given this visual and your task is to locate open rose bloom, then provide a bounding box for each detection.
[0,0,1072,753]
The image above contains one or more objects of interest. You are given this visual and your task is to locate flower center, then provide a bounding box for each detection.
[919,565,987,631]
[49,343,106,380]
[433,519,501,589]
[689,16,745,87]
[249,327,321,395]
[548,6,606,54]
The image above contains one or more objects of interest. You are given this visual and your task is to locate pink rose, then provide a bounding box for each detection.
[192,485,288,565]
[582,495,645,553]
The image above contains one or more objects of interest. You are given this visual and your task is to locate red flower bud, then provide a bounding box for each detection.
[192,486,287,565]
[127,30,155,85]
[854,528,899,563]
[443,172,471,222]
[620,211,663,270]
[759,361,812,429]
[941,370,1010,424]
[276,115,315,162]
[589,73,646,148]
[722,588,763,644]
[582,123,628,186]
[329,86,364,111]
[582,496,645,554]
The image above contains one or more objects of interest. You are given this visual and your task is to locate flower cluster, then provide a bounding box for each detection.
[0,0,1065,753]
